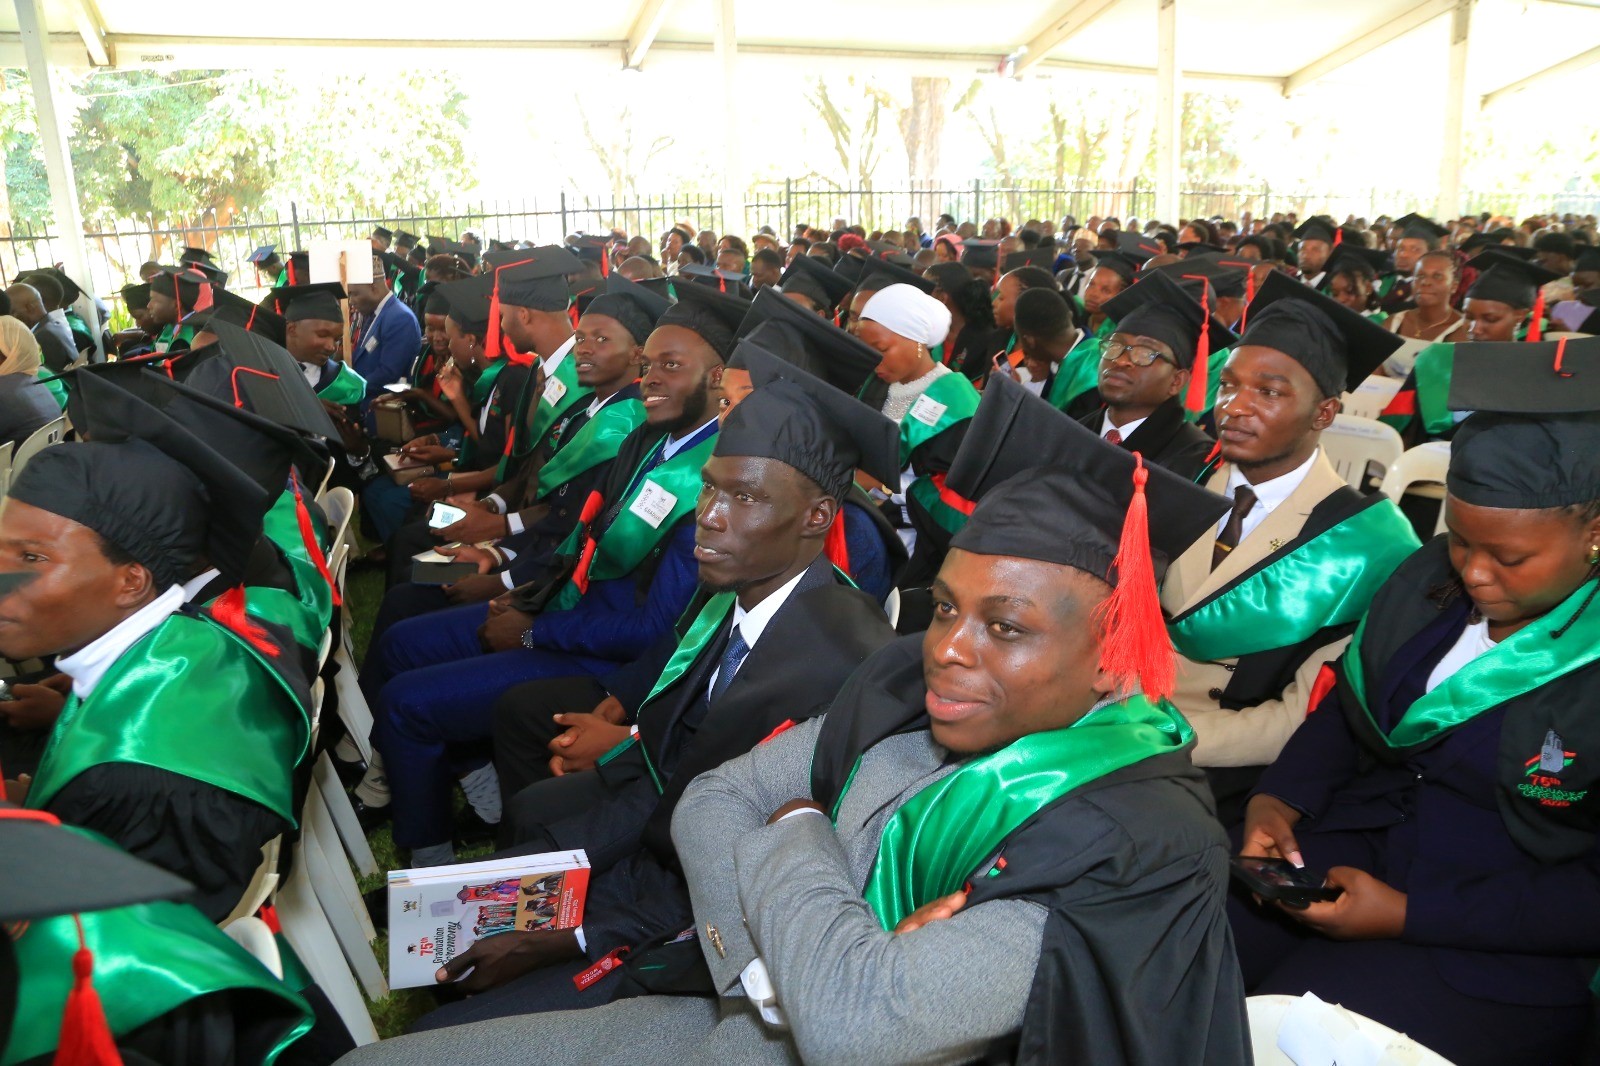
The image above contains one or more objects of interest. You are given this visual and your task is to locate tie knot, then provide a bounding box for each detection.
[1105,429,1123,446]
[1230,486,1257,515]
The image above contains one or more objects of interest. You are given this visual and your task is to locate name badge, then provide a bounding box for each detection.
[629,481,678,528]
[364,335,379,353]
[909,394,947,427]
[543,376,568,407]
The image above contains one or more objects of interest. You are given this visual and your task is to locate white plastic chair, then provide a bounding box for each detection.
[1320,414,1404,492]
[221,915,285,980]
[300,781,387,1001]
[315,454,337,500]
[222,836,282,927]
[883,587,901,629]
[319,486,357,562]
[314,751,377,877]
[9,416,67,482]
[1247,994,1452,1066]
[275,840,379,1045]
[1340,375,1402,421]
[1382,441,1453,536]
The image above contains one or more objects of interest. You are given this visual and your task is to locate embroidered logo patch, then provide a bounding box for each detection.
[1518,728,1587,808]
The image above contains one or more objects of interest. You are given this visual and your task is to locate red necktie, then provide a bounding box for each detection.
[1105,429,1123,446]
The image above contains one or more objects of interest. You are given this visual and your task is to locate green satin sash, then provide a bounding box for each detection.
[26,613,311,824]
[1413,342,1456,438]
[262,489,333,637]
[534,397,646,500]
[1346,578,1600,749]
[6,888,312,1065]
[1046,317,1115,413]
[897,372,980,467]
[548,433,719,611]
[1167,497,1419,662]
[634,591,737,790]
[470,358,507,406]
[906,475,969,536]
[529,343,591,448]
[36,366,67,410]
[854,694,1193,930]
[316,361,367,406]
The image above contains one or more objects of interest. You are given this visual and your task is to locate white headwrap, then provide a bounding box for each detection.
[861,283,952,349]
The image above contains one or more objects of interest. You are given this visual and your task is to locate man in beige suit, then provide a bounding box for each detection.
[1162,273,1421,820]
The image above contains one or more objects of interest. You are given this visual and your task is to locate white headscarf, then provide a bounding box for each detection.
[861,283,952,349]
[0,316,42,377]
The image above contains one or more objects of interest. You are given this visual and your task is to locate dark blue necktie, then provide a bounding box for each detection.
[708,626,750,705]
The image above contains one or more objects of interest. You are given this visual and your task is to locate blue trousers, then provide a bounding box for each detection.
[364,602,619,850]
[362,475,421,545]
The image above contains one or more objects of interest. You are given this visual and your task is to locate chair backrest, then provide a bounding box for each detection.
[1382,441,1452,535]
[1320,414,1404,492]
[319,486,357,561]
[221,915,285,979]
[10,416,67,483]
[1339,375,1402,421]
[315,454,337,500]
[1247,994,1452,1066]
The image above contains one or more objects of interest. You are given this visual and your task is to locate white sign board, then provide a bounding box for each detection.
[308,240,375,286]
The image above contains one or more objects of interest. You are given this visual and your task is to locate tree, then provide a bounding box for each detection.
[575,99,675,203]
[895,76,950,186]
[805,76,887,191]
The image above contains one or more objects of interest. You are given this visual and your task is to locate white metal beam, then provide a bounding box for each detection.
[1283,0,1458,96]
[1012,0,1123,78]
[1480,41,1600,107]
[59,0,110,66]
[0,32,92,67]
[1154,0,1179,223]
[12,0,100,353]
[1436,0,1471,219]
[713,0,741,237]
[622,0,674,71]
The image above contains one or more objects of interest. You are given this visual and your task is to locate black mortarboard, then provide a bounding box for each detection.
[960,239,1000,269]
[733,287,885,401]
[1090,251,1144,285]
[637,276,674,301]
[488,239,516,253]
[927,262,978,298]
[582,273,673,345]
[268,282,347,324]
[191,260,229,288]
[373,226,394,241]
[678,263,754,300]
[571,276,605,316]
[1465,249,1562,309]
[174,320,342,441]
[715,363,899,500]
[779,253,856,311]
[1393,213,1448,245]
[1575,248,1600,274]
[147,266,210,318]
[1292,217,1337,245]
[1237,270,1402,397]
[483,245,585,312]
[121,282,151,311]
[1319,244,1390,284]
[1237,234,1283,261]
[857,255,935,295]
[1002,248,1056,274]
[1154,253,1247,300]
[246,245,277,264]
[280,251,310,287]
[394,230,419,248]
[1446,337,1600,509]
[1116,231,1164,262]
[182,288,288,347]
[1101,269,1237,371]
[20,267,82,306]
[421,283,451,316]
[1176,241,1226,257]
[0,809,194,923]
[439,275,493,335]
[568,235,611,273]
[179,247,216,265]
[656,281,750,361]
[946,373,1229,582]
[832,254,866,285]
[1458,229,1519,254]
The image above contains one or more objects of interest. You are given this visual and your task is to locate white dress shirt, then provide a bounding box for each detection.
[1100,412,1148,441]
[1217,449,1320,543]
[707,566,809,692]
[57,585,185,699]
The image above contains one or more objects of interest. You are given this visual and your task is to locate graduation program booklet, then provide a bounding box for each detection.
[387,850,591,989]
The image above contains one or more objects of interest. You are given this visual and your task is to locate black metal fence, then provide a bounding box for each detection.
[1,179,1587,320]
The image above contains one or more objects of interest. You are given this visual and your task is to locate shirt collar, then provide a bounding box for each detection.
[300,360,322,387]
[1225,447,1320,514]
[729,566,809,653]
[181,569,220,602]
[661,417,719,461]
[57,585,186,700]
[371,291,394,319]
[1101,411,1148,439]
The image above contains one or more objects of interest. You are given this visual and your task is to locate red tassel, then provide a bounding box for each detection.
[1091,454,1175,703]
[570,490,605,594]
[504,340,535,368]
[291,471,341,608]
[1529,291,1545,343]
[1182,277,1210,415]
[1333,228,1343,248]
[568,302,580,330]
[54,916,122,1066]
[1307,663,1337,715]
[1241,268,1256,332]
[1554,336,1571,377]
[210,584,280,658]
[486,272,504,360]
[824,508,851,574]
[600,248,609,277]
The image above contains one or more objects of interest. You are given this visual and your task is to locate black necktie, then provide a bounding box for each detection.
[708,626,750,705]
[1212,487,1257,571]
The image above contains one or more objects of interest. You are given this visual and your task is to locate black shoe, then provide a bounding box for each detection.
[453,807,499,849]
[332,756,368,789]
[363,887,388,933]
[351,797,392,832]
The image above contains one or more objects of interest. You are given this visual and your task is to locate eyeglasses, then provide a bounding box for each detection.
[1100,339,1175,368]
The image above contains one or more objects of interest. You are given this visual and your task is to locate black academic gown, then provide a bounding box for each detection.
[1075,397,1216,480]
[810,636,1252,1066]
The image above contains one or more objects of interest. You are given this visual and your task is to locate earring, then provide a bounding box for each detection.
[1589,545,1599,567]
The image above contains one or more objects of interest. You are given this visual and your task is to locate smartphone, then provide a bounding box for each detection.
[428,503,467,530]
[1228,855,1343,908]
[383,382,410,393]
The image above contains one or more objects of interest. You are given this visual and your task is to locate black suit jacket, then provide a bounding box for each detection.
[1076,396,1215,480]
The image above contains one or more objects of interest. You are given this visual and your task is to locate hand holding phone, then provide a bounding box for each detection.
[1229,856,1343,908]
[429,503,468,530]
[383,382,411,393]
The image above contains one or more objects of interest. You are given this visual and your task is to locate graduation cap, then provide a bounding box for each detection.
[1237,234,1283,261]
[832,254,866,285]
[1393,213,1449,246]
[717,359,900,502]
[1102,269,1238,414]
[378,249,421,284]
[438,275,493,336]
[1319,244,1390,283]
[1002,248,1057,274]
[148,265,213,320]
[568,235,612,275]
[657,280,751,361]
[373,226,394,241]
[483,246,585,311]
[1458,229,1519,254]
[733,287,885,401]
[1292,216,1338,245]
[394,230,420,248]
[927,262,979,298]
[1446,336,1600,509]
[1089,251,1145,285]
[173,320,342,442]
[582,273,674,344]
[266,282,346,324]
[960,239,1001,270]
[20,267,83,306]
[179,247,216,265]
[0,807,195,924]
[1116,230,1165,262]
[857,255,935,295]
[944,373,1231,701]
[1465,249,1562,332]
[779,253,856,311]
[636,276,674,301]
[677,263,754,300]
[1236,270,1402,397]
[1176,241,1227,257]
[1153,253,1248,300]
[182,288,288,348]
[192,261,229,288]
[1575,247,1600,275]
[246,245,278,265]
[121,282,151,312]
[280,252,310,287]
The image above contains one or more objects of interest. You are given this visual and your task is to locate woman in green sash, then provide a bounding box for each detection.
[1233,342,1600,1065]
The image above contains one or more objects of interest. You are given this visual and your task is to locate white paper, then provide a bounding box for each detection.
[908,393,948,427]
[1276,993,1381,1066]
[543,376,568,407]
[629,481,678,528]
[308,239,375,285]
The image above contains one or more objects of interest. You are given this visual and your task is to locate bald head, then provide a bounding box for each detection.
[5,284,44,327]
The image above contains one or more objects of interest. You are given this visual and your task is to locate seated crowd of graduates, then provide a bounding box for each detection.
[3,203,1600,1066]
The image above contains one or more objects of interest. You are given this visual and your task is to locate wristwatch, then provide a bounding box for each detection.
[520,628,536,650]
